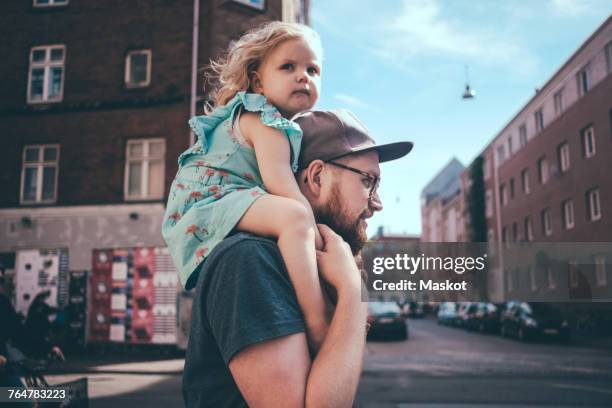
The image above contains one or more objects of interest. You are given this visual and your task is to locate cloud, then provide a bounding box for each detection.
[333,93,383,113]
[374,0,537,74]
[550,0,589,16]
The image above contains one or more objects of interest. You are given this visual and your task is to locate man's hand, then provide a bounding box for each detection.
[315,224,361,295]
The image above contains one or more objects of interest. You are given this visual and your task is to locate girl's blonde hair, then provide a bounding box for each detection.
[206,21,322,113]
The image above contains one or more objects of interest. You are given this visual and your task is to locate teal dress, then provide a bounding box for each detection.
[162,92,303,289]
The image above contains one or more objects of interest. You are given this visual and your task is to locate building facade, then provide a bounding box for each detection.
[0,0,309,341]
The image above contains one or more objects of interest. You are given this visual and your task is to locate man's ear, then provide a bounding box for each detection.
[251,71,263,93]
[302,161,325,198]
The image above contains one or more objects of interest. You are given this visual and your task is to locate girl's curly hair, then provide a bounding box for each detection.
[205,21,322,113]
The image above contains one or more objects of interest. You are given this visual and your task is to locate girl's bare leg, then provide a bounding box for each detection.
[237,194,329,352]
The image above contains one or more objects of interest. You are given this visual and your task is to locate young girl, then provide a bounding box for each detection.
[162,22,329,351]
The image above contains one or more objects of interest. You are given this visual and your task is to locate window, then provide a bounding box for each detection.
[519,124,527,147]
[507,136,513,156]
[282,0,305,23]
[497,145,506,164]
[28,45,65,103]
[125,50,152,88]
[558,142,570,173]
[547,265,556,289]
[509,178,515,199]
[529,266,536,291]
[582,126,596,158]
[231,0,266,10]
[569,261,579,288]
[595,255,607,286]
[20,144,59,204]
[537,156,548,184]
[534,108,544,133]
[586,188,601,221]
[33,0,68,6]
[524,216,533,242]
[554,89,564,116]
[541,208,552,237]
[512,222,518,243]
[562,200,574,230]
[502,227,509,248]
[485,190,492,217]
[606,41,612,74]
[521,168,530,194]
[125,139,165,200]
[500,184,507,206]
[577,64,590,97]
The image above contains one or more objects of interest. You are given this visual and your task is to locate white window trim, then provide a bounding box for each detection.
[33,0,68,7]
[595,255,607,286]
[562,200,574,230]
[543,209,552,237]
[524,217,533,242]
[554,88,564,116]
[20,144,60,204]
[124,138,165,201]
[588,189,601,221]
[583,126,596,159]
[538,157,549,184]
[577,64,590,97]
[125,50,152,88]
[27,44,65,104]
[559,143,570,173]
[522,169,530,194]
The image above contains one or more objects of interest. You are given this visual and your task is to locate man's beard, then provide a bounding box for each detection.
[313,183,368,255]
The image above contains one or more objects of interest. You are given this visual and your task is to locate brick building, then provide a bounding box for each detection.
[0,0,308,311]
[422,16,612,305]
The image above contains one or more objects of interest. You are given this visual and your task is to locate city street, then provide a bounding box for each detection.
[43,317,612,407]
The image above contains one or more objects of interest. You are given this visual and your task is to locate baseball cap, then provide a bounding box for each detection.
[294,109,413,170]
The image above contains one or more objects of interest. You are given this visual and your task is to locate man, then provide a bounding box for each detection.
[183,109,413,407]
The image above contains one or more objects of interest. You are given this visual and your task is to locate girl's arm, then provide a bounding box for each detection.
[240,112,323,248]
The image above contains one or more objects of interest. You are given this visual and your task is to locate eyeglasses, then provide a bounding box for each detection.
[326,161,380,200]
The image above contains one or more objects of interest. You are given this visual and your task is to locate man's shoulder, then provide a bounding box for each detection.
[212,232,279,259]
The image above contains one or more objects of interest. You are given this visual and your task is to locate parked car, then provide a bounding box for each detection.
[454,302,475,327]
[464,302,501,333]
[367,301,408,340]
[437,302,459,326]
[405,301,425,318]
[500,302,571,342]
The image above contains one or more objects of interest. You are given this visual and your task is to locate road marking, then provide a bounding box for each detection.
[550,382,612,395]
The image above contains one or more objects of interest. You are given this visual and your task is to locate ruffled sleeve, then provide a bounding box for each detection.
[238,92,304,173]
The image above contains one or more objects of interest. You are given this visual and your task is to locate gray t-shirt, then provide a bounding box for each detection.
[182,232,306,407]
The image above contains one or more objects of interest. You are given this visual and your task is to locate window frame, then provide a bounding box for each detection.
[524,216,533,242]
[27,44,66,104]
[519,124,527,147]
[582,126,596,159]
[558,142,570,173]
[537,156,549,184]
[553,88,564,116]
[542,208,552,237]
[124,49,152,88]
[534,108,544,133]
[20,144,60,204]
[577,64,590,97]
[562,199,574,230]
[521,168,530,194]
[124,138,166,201]
[500,183,507,207]
[587,188,601,221]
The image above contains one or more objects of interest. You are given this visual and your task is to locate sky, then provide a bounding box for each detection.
[309,0,611,237]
